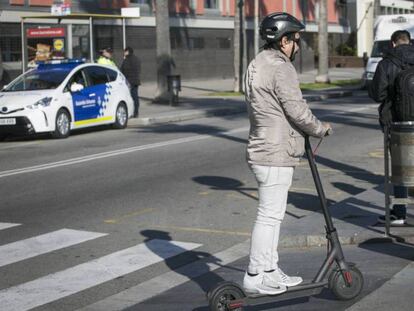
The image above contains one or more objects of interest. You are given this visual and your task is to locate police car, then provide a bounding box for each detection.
[0,59,134,139]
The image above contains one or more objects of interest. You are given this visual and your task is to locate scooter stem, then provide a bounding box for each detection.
[304,136,336,233]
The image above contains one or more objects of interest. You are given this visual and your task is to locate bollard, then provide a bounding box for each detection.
[390,122,414,186]
[167,74,181,106]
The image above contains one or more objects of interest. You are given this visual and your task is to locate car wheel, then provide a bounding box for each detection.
[113,102,128,129]
[52,109,71,139]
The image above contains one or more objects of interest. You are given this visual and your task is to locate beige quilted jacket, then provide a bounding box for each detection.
[245,49,326,167]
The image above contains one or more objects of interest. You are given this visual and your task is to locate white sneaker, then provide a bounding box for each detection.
[265,268,303,287]
[243,272,287,295]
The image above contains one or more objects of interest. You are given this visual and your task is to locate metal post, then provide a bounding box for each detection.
[384,126,391,236]
[89,17,94,63]
[122,18,126,50]
[67,23,73,59]
[21,18,26,73]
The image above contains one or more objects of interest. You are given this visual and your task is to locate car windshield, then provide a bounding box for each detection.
[371,40,392,58]
[3,68,71,92]
[371,39,414,57]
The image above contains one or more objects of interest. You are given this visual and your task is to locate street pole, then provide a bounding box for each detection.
[315,0,330,83]
[254,0,259,56]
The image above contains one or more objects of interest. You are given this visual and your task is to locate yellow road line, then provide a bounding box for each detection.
[153,225,251,237]
[104,208,154,224]
[368,150,384,158]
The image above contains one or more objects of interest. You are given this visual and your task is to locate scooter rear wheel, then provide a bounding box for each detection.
[208,281,245,311]
[329,266,364,300]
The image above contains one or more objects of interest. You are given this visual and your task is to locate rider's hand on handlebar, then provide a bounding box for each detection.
[322,122,333,136]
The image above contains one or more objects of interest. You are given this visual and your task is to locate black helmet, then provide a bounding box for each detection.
[260,12,305,43]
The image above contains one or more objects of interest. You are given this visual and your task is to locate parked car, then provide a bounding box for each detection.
[0,59,133,139]
[362,14,414,90]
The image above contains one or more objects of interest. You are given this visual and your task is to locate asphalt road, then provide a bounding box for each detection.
[0,90,412,311]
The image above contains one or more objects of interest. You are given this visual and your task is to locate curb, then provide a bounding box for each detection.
[128,106,247,127]
[129,90,353,128]
[304,90,353,102]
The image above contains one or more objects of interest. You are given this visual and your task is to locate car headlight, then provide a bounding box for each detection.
[26,97,53,109]
[364,72,374,80]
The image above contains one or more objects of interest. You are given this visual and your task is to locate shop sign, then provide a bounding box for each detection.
[27,28,66,38]
[53,39,65,52]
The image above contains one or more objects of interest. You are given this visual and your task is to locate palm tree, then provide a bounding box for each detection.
[234,0,245,92]
[154,0,173,102]
[315,0,330,83]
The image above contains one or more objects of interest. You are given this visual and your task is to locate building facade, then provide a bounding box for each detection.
[347,0,414,57]
[0,0,350,84]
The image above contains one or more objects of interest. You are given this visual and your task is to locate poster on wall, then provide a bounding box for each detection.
[26,27,66,67]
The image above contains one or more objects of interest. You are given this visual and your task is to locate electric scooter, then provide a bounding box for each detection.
[207,136,364,310]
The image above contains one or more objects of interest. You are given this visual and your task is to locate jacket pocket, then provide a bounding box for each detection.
[250,164,272,184]
[288,129,305,157]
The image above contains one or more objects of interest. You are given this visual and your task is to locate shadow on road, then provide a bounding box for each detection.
[138,229,231,294]
[358,239,414,261]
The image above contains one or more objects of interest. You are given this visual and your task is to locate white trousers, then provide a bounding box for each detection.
[248,165,294,274]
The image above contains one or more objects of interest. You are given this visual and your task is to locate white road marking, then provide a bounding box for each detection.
[0,239,202,311]
[0,222,21,231]
[78,240,250,311]
[0,127,249,179]
[0,229,107,268]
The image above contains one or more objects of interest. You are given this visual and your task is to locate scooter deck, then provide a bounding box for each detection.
[245,281,328,300]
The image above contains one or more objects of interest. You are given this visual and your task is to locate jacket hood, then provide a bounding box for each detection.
[385,44,414,67]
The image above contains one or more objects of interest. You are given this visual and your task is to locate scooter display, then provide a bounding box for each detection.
[207,136,364,311]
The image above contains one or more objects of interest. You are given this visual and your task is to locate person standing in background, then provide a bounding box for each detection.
[97,47,116,67]
[121,47,141,118]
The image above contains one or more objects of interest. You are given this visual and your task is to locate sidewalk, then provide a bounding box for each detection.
[280,185,414,248]
[129,67,363,127]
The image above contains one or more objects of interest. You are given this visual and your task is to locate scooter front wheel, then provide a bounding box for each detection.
[329,266,364,300]
[208,281,246,311]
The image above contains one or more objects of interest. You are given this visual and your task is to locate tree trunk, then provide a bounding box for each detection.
[254,0,259,56]
[234,0,245,93]
[315,0,330,83]
[154,0,173,102]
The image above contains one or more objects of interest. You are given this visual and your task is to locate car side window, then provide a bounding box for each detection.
[66,69,87,92]
[84,66,109,86]
[105,68,118,82]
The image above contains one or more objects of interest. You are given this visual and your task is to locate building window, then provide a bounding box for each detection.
[204,0,219,9]
[0,36,22,62]
[189,37,204,49]
[217,37,230,49]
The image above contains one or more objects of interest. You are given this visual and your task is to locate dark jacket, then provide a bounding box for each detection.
[370,44,414,126]
[121,54,141,86]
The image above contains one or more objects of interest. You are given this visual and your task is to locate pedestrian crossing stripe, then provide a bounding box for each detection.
[0,222,21,231]
[0,228,107,268]
[0,239,202,311]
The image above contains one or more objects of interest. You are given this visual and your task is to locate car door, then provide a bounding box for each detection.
[80,66,112,126]
[66,68,98,127]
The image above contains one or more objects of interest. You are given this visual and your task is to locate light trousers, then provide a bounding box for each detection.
[248,165,294,274]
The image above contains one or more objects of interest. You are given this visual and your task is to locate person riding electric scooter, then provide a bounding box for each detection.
[207,12,364,311]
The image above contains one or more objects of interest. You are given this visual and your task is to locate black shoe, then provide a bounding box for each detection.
[378,214,406,225]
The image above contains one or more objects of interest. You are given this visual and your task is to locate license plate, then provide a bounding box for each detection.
[0,118,16,125]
